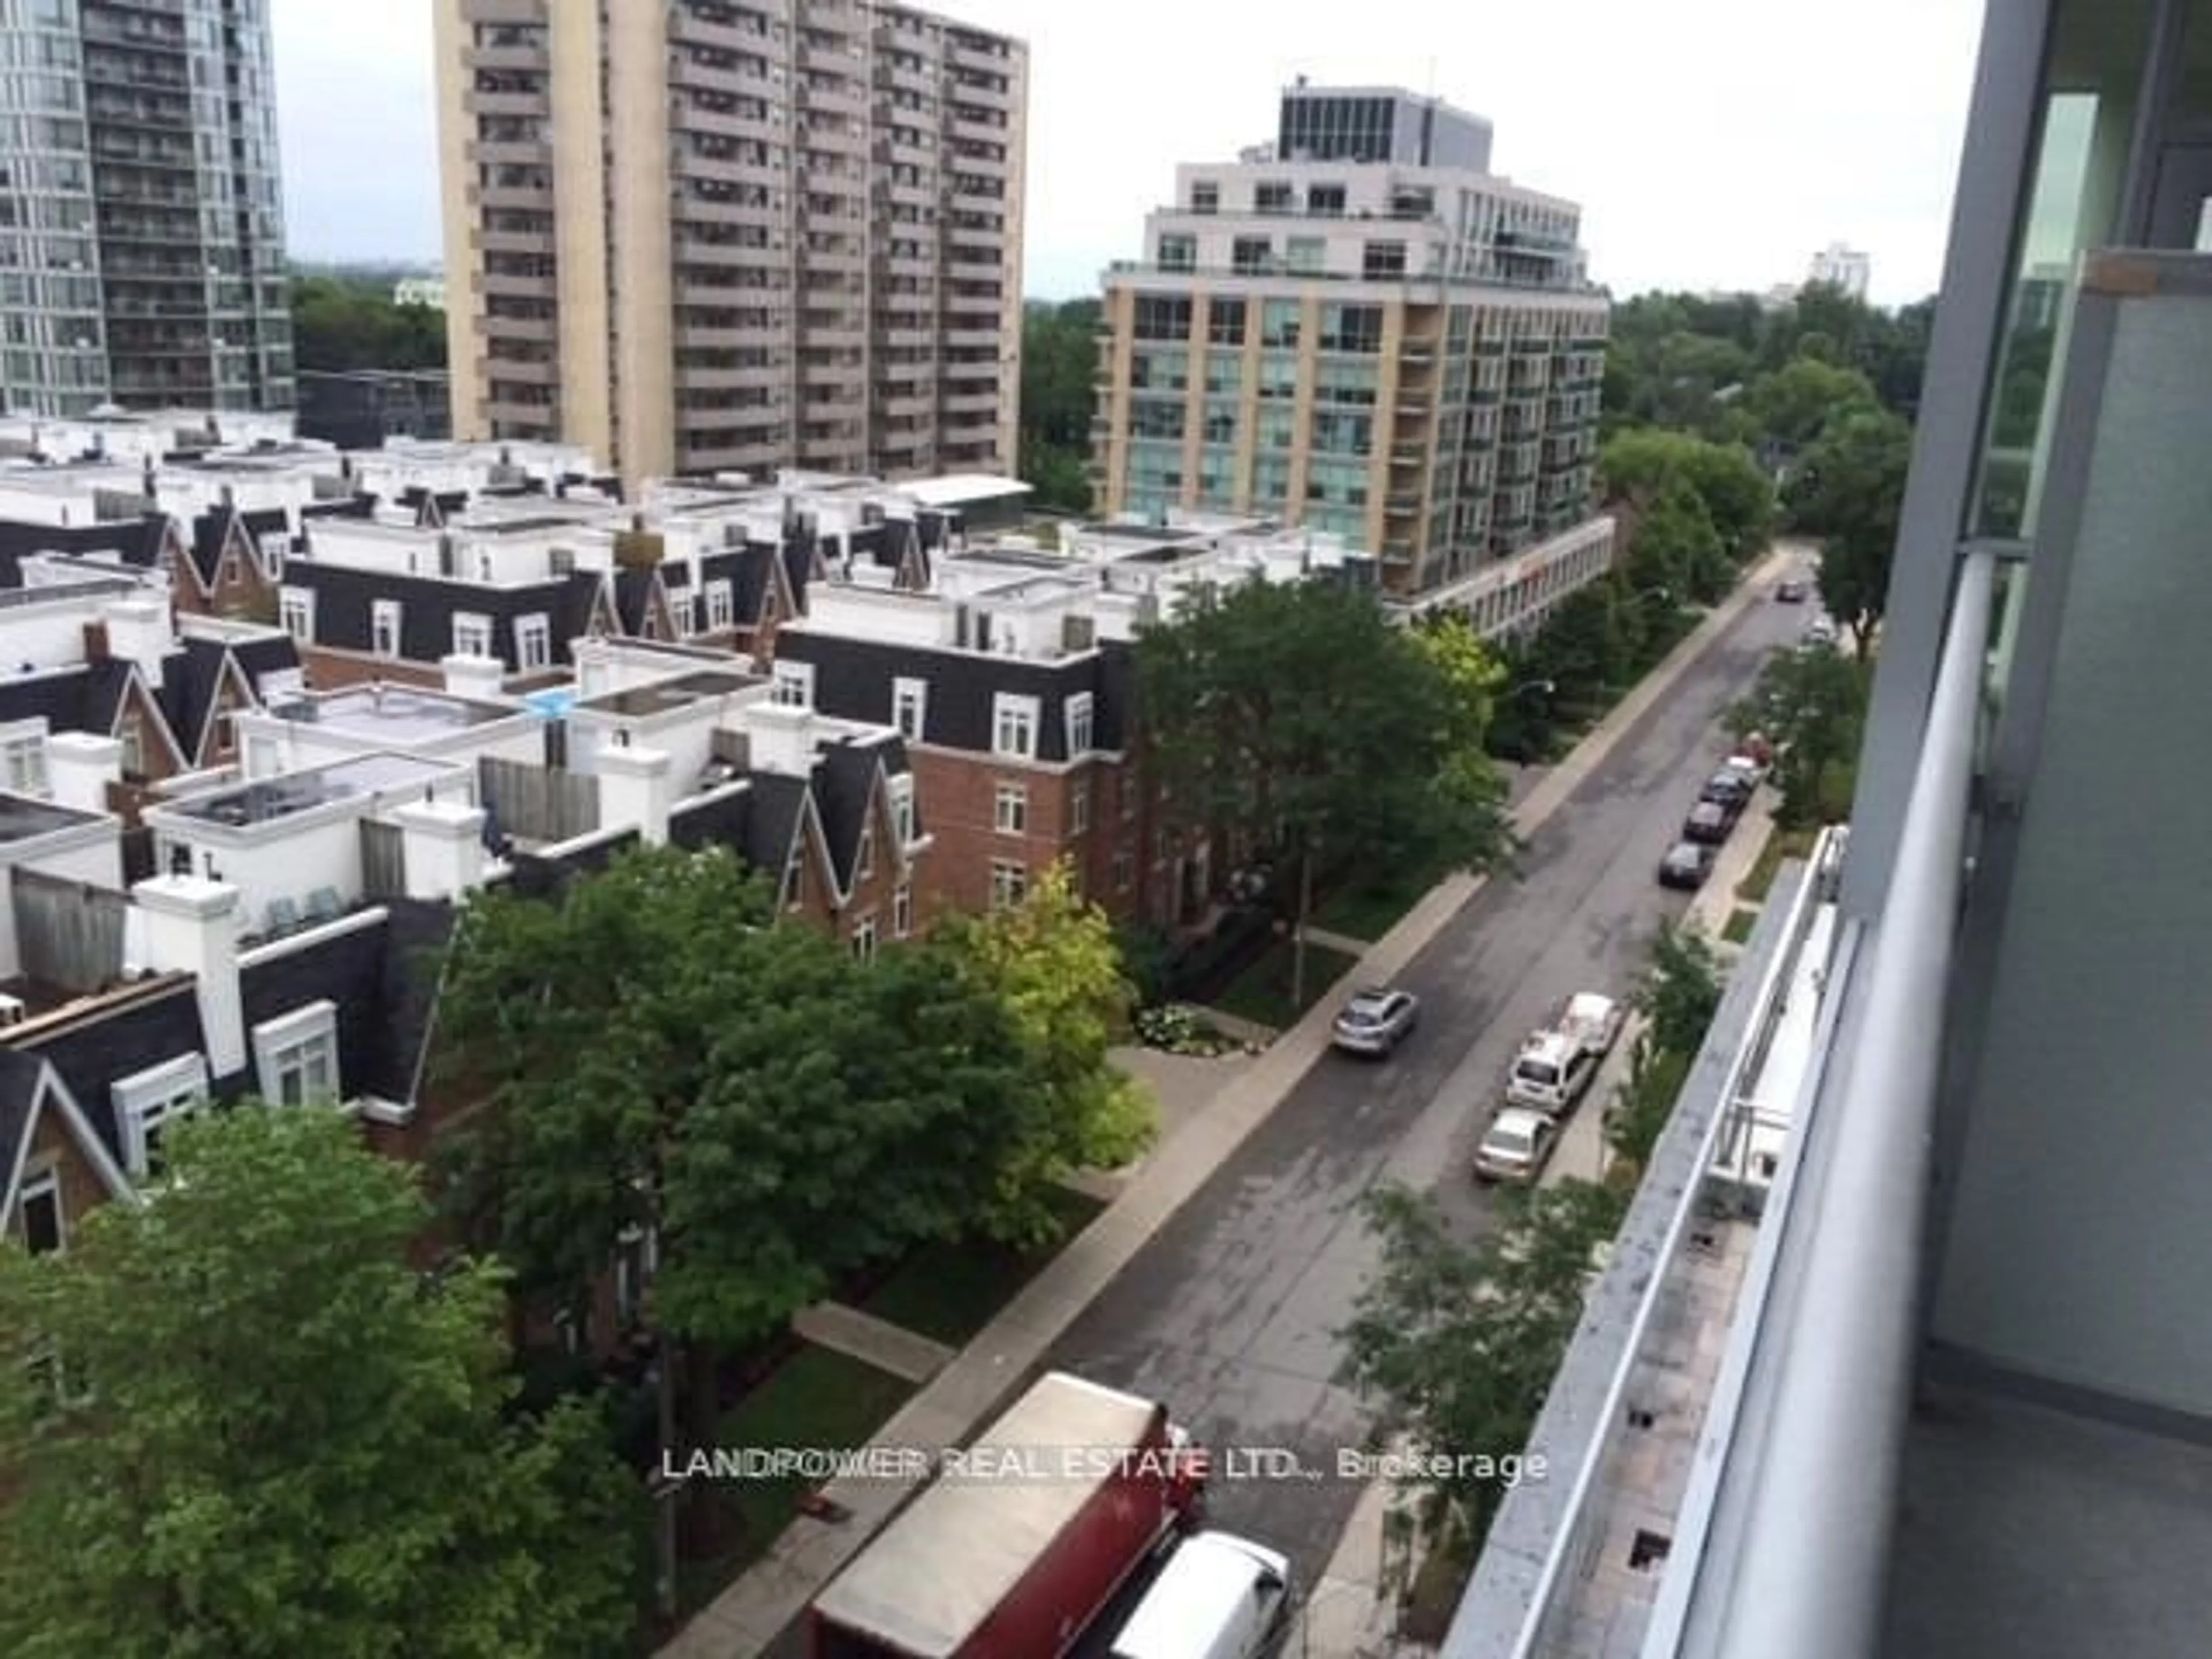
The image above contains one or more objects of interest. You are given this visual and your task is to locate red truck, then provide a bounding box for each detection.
[808,1371,1208,1659]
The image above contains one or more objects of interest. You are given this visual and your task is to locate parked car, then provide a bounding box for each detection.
[1699,770,1753,811]
[1330,986,1420,1057]
[1775,577,1812,603]
[1658,841,1717,889]
[1719,752,1768,791]
[1682,801,1735,845]
[1474,1108,1559,1184]
[1804,615,1839,647]
[1504,1029,1602,1118]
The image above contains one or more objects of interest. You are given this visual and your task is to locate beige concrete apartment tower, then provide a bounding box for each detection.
[434,0,1028,491]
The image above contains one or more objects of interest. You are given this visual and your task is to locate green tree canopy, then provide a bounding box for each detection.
[1135,577,1513,1004]
[1342,1179,1627,1560]
[1638,923,1725,1059]
[1600,429,1775,566]
[931,860,1156,1245]
[1626,476,1733,604]
[0,1107,643,1659]
[1748,356,1882,453]
[1603,284,1933,452]
[290,275,448,373]
[1729,645,1871,827]
[1785,407,1913,657]
[1018,299,1101,513]
[433,843,1042,1494]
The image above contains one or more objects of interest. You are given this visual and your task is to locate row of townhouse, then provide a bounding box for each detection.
[0,631,940,1271]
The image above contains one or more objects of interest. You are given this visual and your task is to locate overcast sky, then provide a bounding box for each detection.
[272,0,1986,307]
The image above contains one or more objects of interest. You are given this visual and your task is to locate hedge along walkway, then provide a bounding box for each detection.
[661,551,1797,1659]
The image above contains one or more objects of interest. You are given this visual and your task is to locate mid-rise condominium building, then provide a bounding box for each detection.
[431,0,1027,491]
[0,0,294,417]
[1093,85,1608,603]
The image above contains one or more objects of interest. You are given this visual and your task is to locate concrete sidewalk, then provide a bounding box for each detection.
[657,556,1790,1659]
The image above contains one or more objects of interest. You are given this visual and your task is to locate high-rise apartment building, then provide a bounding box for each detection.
[0,0,294,418]
[432,0,1026,491]
[1093,86,1607,604]
[1807,240,1872,300]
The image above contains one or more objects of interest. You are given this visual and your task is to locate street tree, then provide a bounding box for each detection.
[1639,922,1725,1059]
[0,1106,644,1659]
[1784,407,1914,657]
[1527,581,1639,707]
[933,860,1156,1246]
[1343,1179,1627,1567]
[1729,644,1870,827]
[1135,576,1513,1009]
[1604,1031,1692,1180]
[1627,476,1733,604]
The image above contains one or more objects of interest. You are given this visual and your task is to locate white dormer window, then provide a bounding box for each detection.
[706,580,735,631]
[516,613,551,672]
[452,613,494,658]
[257,531,287,581]
[371,599,403,658]
[772,660,814,708]
[889,772,915,844]
[112,1054,209,1180]
[1065,692,1095,756]
[2,727,50,798]
[992,693,1038,760]
[252,1001,340,1107]
[279,586,313,643]
[892,677,926,741]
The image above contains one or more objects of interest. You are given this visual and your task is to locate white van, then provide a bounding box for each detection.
[1109,1530,1292,1659]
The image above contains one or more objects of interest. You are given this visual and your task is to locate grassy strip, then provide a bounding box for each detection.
[859,1187,1107,1346]
[1736,823,1819,903]
[1212,937,1359,1031]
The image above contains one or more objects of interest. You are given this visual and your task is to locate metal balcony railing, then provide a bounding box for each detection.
[1445,548,1996,1659]
[1653,547,1995,1659]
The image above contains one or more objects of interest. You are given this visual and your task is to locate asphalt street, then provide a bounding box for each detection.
[1039,591,1806,1588]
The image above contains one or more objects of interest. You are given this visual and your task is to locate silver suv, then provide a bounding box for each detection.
[1330,987,1420,1057]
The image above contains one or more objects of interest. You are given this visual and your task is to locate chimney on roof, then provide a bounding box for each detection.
[745,701,817,778]
[391,797,490,900]
[131,876,247,1079]
[46,730,123,813]
[99,596,170,689]
[597,745,673,846]
[82,620,111,662]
